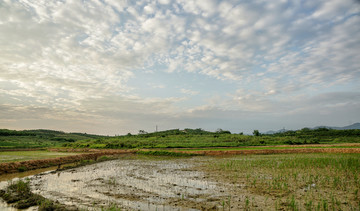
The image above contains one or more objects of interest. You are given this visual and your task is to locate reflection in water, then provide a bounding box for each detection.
[0,166,58,182]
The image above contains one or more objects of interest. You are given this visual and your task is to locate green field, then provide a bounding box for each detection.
[0,151,78,163]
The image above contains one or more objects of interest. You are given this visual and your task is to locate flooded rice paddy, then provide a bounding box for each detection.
[0,151,78,163]
[2,153,359,210]
[29,157,229,210]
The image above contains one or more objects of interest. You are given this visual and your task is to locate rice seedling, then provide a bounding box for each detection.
[204,153,360,210]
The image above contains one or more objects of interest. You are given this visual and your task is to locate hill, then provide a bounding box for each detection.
[0,129,105,149]
[331,123,360,130]
[64,127,360,149]
[266,122,360,134]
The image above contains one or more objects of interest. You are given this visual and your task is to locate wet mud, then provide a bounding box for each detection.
[30,157,230,210]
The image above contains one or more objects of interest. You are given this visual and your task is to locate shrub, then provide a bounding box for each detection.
[18,166,27,172]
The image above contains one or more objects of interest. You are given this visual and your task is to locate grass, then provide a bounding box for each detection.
[0,179,74,210]
[204,153,360,210]
[0,151,78,163]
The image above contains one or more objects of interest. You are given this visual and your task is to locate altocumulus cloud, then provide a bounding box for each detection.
[0,0,359,134]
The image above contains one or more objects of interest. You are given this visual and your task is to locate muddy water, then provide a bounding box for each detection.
[30,157,228,210]
[0,166,59,182]
[0,167,59,211]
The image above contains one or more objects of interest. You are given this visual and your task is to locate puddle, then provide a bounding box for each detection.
[0,166,59,183]
[30,157,227,210]
[0,163,78,210]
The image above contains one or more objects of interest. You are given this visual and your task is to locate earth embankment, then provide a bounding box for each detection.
[0,149,132,175]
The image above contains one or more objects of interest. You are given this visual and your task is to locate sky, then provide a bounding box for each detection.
[0,0,360,135]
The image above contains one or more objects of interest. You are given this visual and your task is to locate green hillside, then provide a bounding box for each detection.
[0,129,105,149]
[63,128,360,149]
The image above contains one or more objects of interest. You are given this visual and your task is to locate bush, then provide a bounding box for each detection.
[8,179,31,195]
[38,199,58,211]
[18,166,27,172]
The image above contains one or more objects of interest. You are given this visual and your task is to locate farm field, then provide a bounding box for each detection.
[0,128,360,210]
[0,151,79,163]
[1,153,356,210]
[202,153,360,210]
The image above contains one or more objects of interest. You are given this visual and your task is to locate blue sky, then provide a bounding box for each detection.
[0,0,359,135]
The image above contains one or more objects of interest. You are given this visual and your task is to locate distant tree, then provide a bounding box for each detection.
[216,128,224,133]
[239,132,244,135]
[301,127,311,131]
[253,130,260,136]
[216,128,231,134]
[126,133,132,136]
[138,130,147,135]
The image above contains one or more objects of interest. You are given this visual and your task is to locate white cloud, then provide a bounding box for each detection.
[0,0,359,134]
[158,0,171,5]
[180,88,199,96]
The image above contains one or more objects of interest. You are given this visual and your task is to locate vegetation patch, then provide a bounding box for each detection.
[63,128,360,149]
[0,179,77,210]
[2,128,360,150]
[0,129,106,149]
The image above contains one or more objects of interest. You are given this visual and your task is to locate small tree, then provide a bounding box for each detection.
[253,130,260,136]
[138,130,147,135]
[216,128,231,134]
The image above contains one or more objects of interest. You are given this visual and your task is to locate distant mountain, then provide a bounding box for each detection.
[330,123,360,130]
[264,123,360,134]
[264,128,289,135]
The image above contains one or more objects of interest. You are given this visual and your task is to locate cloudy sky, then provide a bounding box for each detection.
[1,0,360,135]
